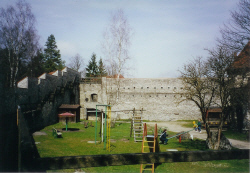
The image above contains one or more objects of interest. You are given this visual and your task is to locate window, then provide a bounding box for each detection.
[91,94,98,102]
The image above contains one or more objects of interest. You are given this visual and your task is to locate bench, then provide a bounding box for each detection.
[53,128,62,138]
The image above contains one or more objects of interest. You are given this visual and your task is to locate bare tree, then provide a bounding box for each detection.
[102,9,133,103]
[68,53,85,77]
[0,0,39,87]
[102,9,132,77]
[206,46,237,149]
[218,0,250,52]
[179,57,217,148]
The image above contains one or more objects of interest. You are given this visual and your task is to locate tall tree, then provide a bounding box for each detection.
[86,53,98,77]
[68,54,84,72]
[206,46,236,149]
[97,58,107,77]
[179,57,217,149]
[102,9,133,102]
[102,9,133,77]
[44,34,64,73]
[218,0,250,52]
[0,0,39,87]
[68,53,85,77]
[26,49,45,77]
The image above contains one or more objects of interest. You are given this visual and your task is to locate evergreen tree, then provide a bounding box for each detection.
[86,53,98,77]
[27,49,46,77]
[97,58,107,77]
[43,34,64,72]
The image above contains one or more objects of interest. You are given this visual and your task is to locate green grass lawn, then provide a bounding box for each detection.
[34,120,249,173]
[180,120,249,141]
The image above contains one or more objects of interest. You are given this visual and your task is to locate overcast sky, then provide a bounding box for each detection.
[1,0,239,78]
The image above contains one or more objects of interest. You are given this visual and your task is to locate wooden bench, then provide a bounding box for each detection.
[53,128,62,138]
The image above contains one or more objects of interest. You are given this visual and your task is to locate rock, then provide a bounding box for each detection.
[206,131,232,150]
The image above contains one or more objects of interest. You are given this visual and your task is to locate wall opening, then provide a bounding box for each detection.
[91,94,98,102]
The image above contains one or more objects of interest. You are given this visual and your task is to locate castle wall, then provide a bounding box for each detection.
[80,77,201,121]
[15,67,81,131]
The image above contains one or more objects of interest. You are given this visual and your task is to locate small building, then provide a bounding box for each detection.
[58,104,81,123]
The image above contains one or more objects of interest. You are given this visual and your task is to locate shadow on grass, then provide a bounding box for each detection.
[61,128,80,131]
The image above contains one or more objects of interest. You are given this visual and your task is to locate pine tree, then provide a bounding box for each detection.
[97,58,107,77]
[43,34,64,72]
[86,53,98,77]
[27,49,46,77]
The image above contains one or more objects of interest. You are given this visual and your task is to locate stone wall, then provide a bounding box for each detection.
[0,67,80,171]
[16,67,81,131]
[80,77,200,121]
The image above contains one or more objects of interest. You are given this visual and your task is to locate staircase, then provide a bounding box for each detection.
[132,108,144,142]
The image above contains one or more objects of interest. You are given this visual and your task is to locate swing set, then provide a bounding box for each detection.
[95,104,112,151]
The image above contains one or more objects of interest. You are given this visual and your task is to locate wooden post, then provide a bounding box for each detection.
[130,119,133,137]
[179,135,181,143]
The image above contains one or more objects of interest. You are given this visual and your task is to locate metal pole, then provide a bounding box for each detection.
[104,106,107,149]
[101,111,104,142]
[95,105,98,144]
[66,118,68,131]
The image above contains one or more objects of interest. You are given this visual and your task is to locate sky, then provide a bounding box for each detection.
[1,0,239,78]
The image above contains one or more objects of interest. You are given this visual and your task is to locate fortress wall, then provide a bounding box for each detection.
[15,67,81,131]
[106,78,200,121]
[79,83,104,119]
[80,77,200,121]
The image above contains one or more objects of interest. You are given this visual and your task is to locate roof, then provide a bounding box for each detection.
[48,71,56,75]
[58,112,75,117]
[207,107,222,113]
[107,74,125,78]
[59,104,81,109]
[232,41,250,69]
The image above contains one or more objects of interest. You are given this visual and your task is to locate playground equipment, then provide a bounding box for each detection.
[95,104,111,151]
[167,129,195,143]
[130,108,144,142]
[140,123,159,173]
[58,112,75,131]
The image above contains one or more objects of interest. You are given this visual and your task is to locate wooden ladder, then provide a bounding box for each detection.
[132,108,144,142]
[140,123,158,173]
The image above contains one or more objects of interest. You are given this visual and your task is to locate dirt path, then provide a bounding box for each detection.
[147,121,250,149]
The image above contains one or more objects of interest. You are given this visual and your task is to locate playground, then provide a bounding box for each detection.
[33,118,249,173]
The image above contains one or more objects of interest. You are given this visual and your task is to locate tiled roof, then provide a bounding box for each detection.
[49,71,56,75]
[107,74,125,78]
[233,41,250,69]
[59,104,81,109]
[207,107,222,113]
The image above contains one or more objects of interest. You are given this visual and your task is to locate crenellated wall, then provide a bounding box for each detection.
[80,77,201,121]
[15,67,81,131]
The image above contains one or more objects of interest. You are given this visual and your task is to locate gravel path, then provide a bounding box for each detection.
[147,121,250,149]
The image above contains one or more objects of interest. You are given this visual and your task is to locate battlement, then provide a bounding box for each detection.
[18,67,80,89]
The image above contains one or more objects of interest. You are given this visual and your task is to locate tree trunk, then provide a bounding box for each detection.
[206,130,232,150]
